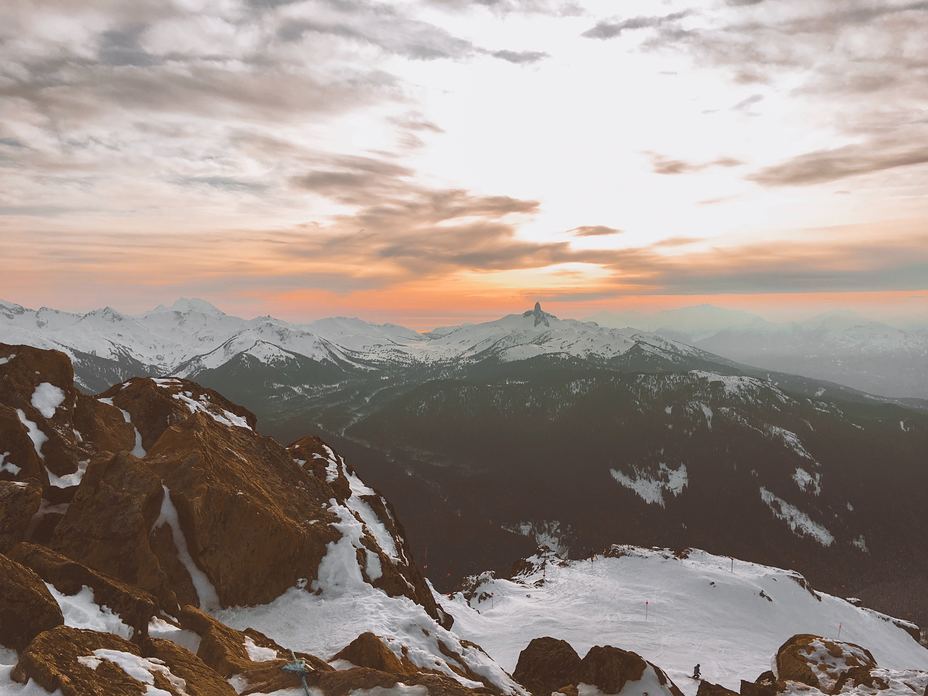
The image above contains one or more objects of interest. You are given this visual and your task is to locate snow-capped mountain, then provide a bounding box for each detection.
[592,306,928,399]
[0,298,712,390]
[3,344,926,696]
[3,298,928,633]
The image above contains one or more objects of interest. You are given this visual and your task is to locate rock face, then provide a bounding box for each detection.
[333,632,412,675]
[775,634,877,693]
[511,637,684,696]
[12,625,235,696]
[0,552,63,650]
[732,633,928,696]
[0,342,516,695]
[513,637,581,695]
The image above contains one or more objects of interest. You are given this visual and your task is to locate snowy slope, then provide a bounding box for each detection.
[0,299,705,378]
[447,547,928,696]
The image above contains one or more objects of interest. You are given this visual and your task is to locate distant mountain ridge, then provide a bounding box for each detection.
[3,297,927,632]
[0,298,720,391]
[591,305,928,399]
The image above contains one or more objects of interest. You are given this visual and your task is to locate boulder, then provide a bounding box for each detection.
[333,632,412,675]
[698,681,739,696]
[0,552,63,650]
[512,636,581,695]
[0,481,41,552]
[49,451,180,608]
[8,542,159,637]
[577,645,684,696]
[11,625,233,696]
[775,634,877,693]
[578,645,647,694]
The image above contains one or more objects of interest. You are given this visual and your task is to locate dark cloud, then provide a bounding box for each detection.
[750,139,928,186]
[569,225,622,237]
[582,11,691,40]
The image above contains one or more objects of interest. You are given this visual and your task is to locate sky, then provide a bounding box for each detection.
[1,0,927,328]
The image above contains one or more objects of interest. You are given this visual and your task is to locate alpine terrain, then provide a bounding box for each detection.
[2,299,926,630]
[1,343,927,696]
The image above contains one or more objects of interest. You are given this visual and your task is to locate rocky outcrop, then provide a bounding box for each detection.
[0,552,63,650]
[333,631,412,675]
[0,342,509,694]
[11,625,235,696]
[8,542,158,637]
[0,481,41,552]
[512,637,581,695]
[775,634,877,693]
[699,681,739,696]
[511,638,684,696]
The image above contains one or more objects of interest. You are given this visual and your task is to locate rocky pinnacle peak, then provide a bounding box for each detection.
[524,301,552,327]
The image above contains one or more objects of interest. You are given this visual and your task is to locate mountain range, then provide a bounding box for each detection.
[1,298,927,631]
[1,342,927,696]
[590,305,928,400]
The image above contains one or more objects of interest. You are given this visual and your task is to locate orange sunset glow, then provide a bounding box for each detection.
[1,0,926,328]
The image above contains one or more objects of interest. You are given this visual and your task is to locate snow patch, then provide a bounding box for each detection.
[78,649,189,696]
[16,408,47,460]
[759,487,833,546]
[0,451,21,476]
[792,468,821,496]
[243,635,278,662]
[153,485,220,610]
[30,382,65,418]
[148,617,202,654]
[173,392,251,430]
[610,463,688,507]
[46,583,133,638]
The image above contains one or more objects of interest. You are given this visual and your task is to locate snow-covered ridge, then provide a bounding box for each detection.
[0,298,706,377]
[447,546,928,696]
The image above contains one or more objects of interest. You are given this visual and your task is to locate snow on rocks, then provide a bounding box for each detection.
[446,546,928,696]
[45,582,133,639]
[153,484,220,610]
[0,451,21,476]
[78,648,191,695]
[30,383,65,419]
[15,409,47,460]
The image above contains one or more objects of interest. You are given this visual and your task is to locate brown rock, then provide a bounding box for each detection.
[144,637,237,696]
[49,451,179,608]
[176,605,330,678]
[775,634,877,692]
[698,680,739,696]
[333,632,411,675]
[12,625,233,696]
[740,680,776,696]
[8,542,159,637]
[512,636,582,695]
[578,645,648,694]
[0,481,41,552]
[312,666,496,695]
[0,552,63,650]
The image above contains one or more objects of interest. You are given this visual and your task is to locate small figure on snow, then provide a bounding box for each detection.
[692,664,701,680]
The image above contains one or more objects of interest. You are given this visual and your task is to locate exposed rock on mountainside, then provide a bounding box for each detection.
[448,547,928,695]
[513,637,582,695]
[0,342,520,695]
[0,553,63,651]
[513,637,685,696]
[4,301,928,629]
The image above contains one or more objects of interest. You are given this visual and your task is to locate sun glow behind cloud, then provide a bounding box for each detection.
[0,0,926,325]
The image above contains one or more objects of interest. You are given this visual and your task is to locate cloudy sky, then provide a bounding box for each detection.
[1,0,927,326]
